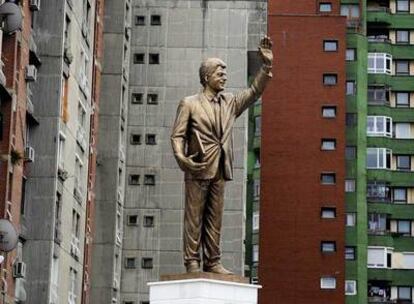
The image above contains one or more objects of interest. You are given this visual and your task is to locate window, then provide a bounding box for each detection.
[368,53,392,74]
[147,93,158,104]
[252,211,259,231]
[252,244,259,262]
[346,213,356,227]
[396,92,410,108]
[368,86,389,104]
[367,116,392,137]
[149,53,159,64]
[128,174,140,185]
[345,179,356,192]
[321,139,336,150]
[395,123,411,139]
[320,277,336,289]
[322,106,336,118]
[397,155,411,171]
[69,268,78,302]
[397,220,411,235]
[144,174,155,185]
[319,3,332,12]
[398,287,412,301]
[321,207,336,219]
[368,247,392,268]
[127,215,138,225]
[396,0,410,12]
[345,280,357,295]
[346,81,356,95]
[144,216,154,227]
[346,113,357,127]
[345,247,356,260]
[255,116,261,135]
[368,213,388,234]
[402,253,414,269]
[321,241,336,253]
[130,134,141,145]
[131,93,143,104]
[345,146,356,160]
[340,5,360,19]
[323,40,338,52]
[321,173,336,184]
[393,188,407,203]
[253,179,260,198]
[395,60,409,75]
[133,53,145,64]
[323,74,337,85]
[367,181,391,202]
[367,148,392,169]
[135,15,145,26]
[146,134,156,145]
[254,150,260,168]
[346,49,356,61]
[396,30,409,44]
[150,15,161,25]
[141,258,153,269]
[125,257,136,269]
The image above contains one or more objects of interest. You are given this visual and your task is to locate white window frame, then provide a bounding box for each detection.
[345,179,356,192]
[367,148,392,169]
[367,116,392,137]
[320,276,336,289]
[395,123,411,139]
[367,246,393,268]
[346,213,356,227]
[345,280,357,295]
[252,211,259,231]
[368,53,392,74]
[402,252,414,269]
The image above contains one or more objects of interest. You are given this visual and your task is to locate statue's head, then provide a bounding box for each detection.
[199,58,227,91]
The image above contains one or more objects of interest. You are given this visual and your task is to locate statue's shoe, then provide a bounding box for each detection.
[203,263,233,275]
[186,261,201,273]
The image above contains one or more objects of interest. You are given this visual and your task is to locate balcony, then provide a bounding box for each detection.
[368,106,414,123]
[368,42,414,60]
[369,74,414,91]
[367,137,414,154]
[368,298,396,304]
[367,7,392,25]
[367,169,414,187]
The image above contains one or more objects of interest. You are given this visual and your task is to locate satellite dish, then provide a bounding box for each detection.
[0,219,18,252]
[0,2,22,34]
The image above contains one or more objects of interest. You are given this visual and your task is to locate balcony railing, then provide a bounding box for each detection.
[368,36,391,43]
[367,6,391,12]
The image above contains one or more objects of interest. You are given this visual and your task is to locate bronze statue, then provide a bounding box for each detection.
[171,37,273,274]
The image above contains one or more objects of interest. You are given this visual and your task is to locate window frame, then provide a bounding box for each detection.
[395,60,410,76]
[395,92,410,108]
[345,280,357,295]
[323,40,338,52]
[323,73,338,86]
[321,207,336,219]
[135,15,145,26]
[321,173,336,185]
[322,106,337,118]
[393,188,408,204]
[321,138,336,151]
[396,155,411,171]
[321,241,336,253]
[396,30,410,44]
[133,53,145,64]
[368,53,392,74]
[396,0,410,13]
[319,2,333,13]
[346,80,356,96]
[367,116,392,137]
[366,148,392,169]
[320,277,336,289]
[346,48,356,61]
[150,15,161,26]
[345,179,356,192]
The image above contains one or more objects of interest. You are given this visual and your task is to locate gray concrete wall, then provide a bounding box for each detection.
[122,1,267,303]
[91,0,131,302]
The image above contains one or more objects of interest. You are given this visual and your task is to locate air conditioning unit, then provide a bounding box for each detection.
[24,146,35,162]
[58,166,69,181]
[13,262,26,278]
[29,0,40,11]
[25,65,37,82]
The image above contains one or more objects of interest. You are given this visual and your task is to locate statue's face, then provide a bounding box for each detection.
[206,66,227,92]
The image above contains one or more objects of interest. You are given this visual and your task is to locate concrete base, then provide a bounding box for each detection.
[149,274,261,304]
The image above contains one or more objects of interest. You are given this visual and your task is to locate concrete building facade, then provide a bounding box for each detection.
[21,0,101,303]
[91,0,131,302]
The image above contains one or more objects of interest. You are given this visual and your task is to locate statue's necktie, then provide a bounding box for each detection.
[212,96,221,138]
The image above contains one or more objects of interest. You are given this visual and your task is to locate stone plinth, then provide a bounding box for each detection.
[149,273,261,304]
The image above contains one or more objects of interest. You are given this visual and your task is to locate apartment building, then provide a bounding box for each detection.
[21,0,101,303]
[90,0,131,303]
[255,0,414,303]
[0,0,38,302]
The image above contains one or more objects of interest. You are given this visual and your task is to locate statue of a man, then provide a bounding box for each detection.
[171,37,273,274]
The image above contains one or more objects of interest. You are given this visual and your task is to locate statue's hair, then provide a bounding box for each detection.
[199,58,227,87]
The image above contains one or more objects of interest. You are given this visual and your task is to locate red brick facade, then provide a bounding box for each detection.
[259,4,346,304]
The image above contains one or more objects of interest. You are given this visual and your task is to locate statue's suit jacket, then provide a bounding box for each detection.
[171,67,271,181]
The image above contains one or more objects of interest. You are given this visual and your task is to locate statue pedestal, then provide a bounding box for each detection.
[148,273,261,304]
